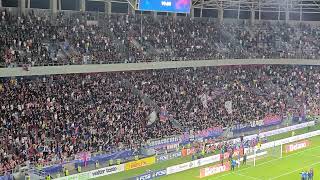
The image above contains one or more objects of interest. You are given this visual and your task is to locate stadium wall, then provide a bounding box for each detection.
[2,59,320,77]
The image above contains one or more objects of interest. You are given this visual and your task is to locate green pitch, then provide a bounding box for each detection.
[161,135,320,180]
[95,124,320,180]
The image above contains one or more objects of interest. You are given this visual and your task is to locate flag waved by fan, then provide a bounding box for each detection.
[160,106,169,122]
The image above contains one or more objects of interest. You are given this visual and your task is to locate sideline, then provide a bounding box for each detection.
[235,172,261,180]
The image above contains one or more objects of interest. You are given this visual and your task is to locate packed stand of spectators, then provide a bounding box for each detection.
[0,10,126,67]
[1,10,320,67]
[58,13,126,64]
[0,73,159,174]
[0,10,54,67]
[120,15,320,61]
[118,15,223,61]
[235,22,320,59]
[2,52,320,175]
[132,65,320,132]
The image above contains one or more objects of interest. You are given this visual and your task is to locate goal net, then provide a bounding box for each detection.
[245,142,283,167]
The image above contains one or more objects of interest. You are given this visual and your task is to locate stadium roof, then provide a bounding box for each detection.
[191,0,320,12]
[90,0,320,13]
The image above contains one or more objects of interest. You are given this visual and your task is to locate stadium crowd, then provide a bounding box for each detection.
[1,64,320,174]
[1,10,320,67]
[0,73,155,173]
[2,7,320,177]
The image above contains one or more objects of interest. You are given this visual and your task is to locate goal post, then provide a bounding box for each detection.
[244,142,283,167]
[253,149,256,167]
[280,143,283,158]
[268,141,283,159]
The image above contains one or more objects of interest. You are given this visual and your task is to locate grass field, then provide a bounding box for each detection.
[161,135,320,180]
[96,124,320,180]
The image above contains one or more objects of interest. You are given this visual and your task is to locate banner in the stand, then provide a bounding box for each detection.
[146,136,181,149]
[181,127,223,144]
[263,114,282,126]
[224,101,233,114]
[159,106,169,122]
[232,114,282,133]
[147,126,223,149]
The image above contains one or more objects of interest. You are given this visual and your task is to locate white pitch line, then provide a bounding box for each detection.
[269,161,320,180]
[212,145,320,179]
[308,154,320,158]
[235,172,261,180]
